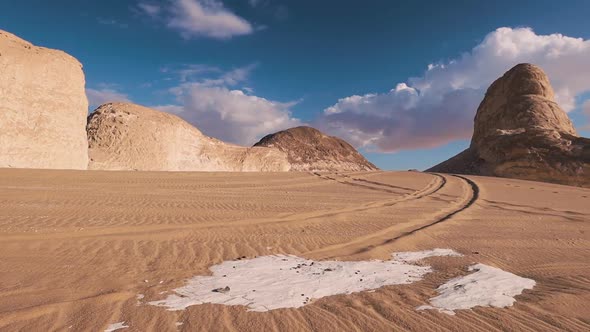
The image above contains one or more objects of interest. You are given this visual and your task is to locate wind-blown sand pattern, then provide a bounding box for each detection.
[0,169,589,331]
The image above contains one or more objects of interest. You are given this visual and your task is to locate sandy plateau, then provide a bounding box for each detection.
[0,169,589,331]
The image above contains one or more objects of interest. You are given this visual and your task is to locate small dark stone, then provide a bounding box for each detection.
[212,286,230,293]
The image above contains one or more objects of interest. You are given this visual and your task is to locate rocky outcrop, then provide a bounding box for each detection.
[0,30,88,169]
[253,126,378,171]
[87,103,290,171]
[428,63,590,187]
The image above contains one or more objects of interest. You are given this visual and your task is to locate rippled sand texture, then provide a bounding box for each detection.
[0,169,589,331]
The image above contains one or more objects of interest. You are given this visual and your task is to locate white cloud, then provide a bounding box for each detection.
[164,85,300,145]
[86,86,130,110]
[167,63,257,86]
[321,27,590,152]
[155,65,301,145]
[137,3,161,18]
[175,64,221,82]
[166,0,253,39]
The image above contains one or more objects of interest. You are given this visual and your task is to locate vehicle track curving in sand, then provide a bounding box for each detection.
[308,173,479,259]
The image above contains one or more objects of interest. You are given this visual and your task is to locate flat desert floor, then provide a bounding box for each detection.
[0,169,589,331]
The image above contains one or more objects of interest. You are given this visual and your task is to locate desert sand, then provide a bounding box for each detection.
[0,169,588,331]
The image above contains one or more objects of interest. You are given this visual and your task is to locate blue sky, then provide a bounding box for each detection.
[2,0,590,170]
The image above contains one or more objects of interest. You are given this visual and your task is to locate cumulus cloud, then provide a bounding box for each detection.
[86,86,130,110]
[156,65,301,145]
[320,27,590,152]
[168,85,300,144]
[140,0,254,39]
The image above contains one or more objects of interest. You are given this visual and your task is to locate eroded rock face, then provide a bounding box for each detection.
[0,30,88,169]
[253,126,378,171]
[87,103,290,171]
[429,63,590,187]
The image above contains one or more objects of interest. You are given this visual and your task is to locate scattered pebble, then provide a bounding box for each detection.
[212,286,230,293]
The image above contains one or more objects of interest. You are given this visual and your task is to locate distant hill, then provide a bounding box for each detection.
[254,126,378,172]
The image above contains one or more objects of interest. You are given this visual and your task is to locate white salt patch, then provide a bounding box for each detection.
[175,322,183,326]
[418,263,536,315]
[148,250,461,312]
[136,294,144,300]
[393,248,462,263]
[104,322,128,332]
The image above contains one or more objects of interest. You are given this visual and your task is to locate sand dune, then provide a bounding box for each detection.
[0,169,588,331]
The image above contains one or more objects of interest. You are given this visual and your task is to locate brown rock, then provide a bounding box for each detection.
[253,126,378,171]
[428,63,590,187]
[0,30,88,169]
[87,103,290,171]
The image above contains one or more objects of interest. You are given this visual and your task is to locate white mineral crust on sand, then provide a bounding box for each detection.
[149,249,462,312]
[418,263,536,315]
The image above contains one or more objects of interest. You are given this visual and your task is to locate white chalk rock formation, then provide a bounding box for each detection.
[87,102,290,171]
[0,30,89,169]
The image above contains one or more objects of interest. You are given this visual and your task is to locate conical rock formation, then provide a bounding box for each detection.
[429,64,590,187]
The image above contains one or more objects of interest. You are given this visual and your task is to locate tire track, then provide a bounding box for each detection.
[309,174,479,259]
[334,172,417,192]
[371,174,479,245]
[312,172,405,194]
[312,171,445,196]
